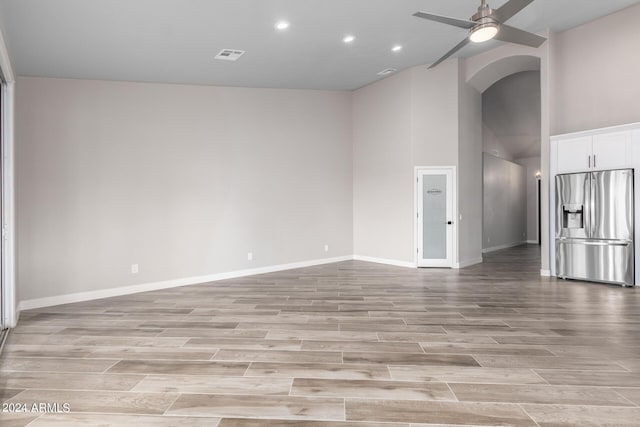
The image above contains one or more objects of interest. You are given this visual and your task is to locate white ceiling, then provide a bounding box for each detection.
[1,0,639,90]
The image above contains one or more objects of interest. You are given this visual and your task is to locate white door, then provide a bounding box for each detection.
[417,168,454,268]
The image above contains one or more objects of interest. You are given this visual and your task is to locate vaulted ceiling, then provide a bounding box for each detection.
[1,0,639,90]
[483,71,541,160]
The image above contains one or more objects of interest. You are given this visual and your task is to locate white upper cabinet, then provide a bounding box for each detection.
[557,136,592,173]
[592,131,632,170]
[556,131,632,173]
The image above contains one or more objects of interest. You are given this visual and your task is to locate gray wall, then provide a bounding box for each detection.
[412,62,478,266]
[410,63,460,168]
[352,60,472,264]
[16,77,353,301]
[482,71,541,160]
[553,3,640,134]
[483,153,527,251]
[458,74,483,264]
[352,69,413,262]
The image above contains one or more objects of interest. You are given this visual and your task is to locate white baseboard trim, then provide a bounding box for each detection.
[540,269,551,277]
[18,255,353,311]
[526,240,539,244]
[482,241,528,254]
[455,257,483,269]
[353,255,416,269]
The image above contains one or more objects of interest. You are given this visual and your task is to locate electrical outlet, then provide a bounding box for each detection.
[324,244,329,252]
[247,252,253,261]
[131,264,139,274]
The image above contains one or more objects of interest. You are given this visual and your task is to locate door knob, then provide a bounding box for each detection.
[447,221,453,225]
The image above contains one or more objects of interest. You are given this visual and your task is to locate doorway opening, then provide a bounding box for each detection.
[481,70,541,261]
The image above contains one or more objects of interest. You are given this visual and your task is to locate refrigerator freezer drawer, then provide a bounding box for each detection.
[556,239,634,286]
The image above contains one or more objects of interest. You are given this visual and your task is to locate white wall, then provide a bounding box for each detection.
[352,60,464,265]
[553,3,640,135]
[483,153,527,252]
[412,62,471,265]
[515,156,541,243]
[410,62,460,168]
[16,77,353,302]
[352,70,413,263]
[458,71,483,265]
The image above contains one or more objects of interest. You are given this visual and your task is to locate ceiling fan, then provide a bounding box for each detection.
[413,0,546,69]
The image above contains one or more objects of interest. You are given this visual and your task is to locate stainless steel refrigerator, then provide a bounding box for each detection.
[556,169,635,286]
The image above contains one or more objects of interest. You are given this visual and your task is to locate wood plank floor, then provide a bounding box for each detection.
[2,244,640,426]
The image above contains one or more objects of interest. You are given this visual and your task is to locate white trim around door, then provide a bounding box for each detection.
[415,166,457,268]
[0,81,15,329]
[0,32,16,328]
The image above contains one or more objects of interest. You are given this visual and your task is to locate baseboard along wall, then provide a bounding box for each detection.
[18,255,353,311]
[482,241,528,254]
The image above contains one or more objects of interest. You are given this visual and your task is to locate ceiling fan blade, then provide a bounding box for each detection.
[494,24,546,48]
[491,0,535,23]
[413,11,475,29]
[428,37,471,69]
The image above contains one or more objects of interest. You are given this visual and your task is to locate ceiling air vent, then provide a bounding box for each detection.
[377,68,397,76]
[215,49,246,61]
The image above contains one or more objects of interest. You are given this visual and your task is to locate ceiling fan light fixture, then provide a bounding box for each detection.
[469,22,499,43]
[275,20,290,31]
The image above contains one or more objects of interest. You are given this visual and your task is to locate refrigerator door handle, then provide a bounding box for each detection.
[587,172,593,238]
[557,237,631,246]
[588,155,591,168]
[592,172,596,238]
[581,240,630,247]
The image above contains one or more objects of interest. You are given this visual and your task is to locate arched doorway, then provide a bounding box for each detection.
[481,69,541,262]
[464,45,551,275]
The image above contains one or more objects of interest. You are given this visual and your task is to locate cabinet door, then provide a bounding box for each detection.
[557,136,592,173]
[592,131,632,170]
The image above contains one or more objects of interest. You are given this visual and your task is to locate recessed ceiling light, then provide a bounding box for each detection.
[343,35,356,43]
[275,21,290,30]
[392,45,403,52]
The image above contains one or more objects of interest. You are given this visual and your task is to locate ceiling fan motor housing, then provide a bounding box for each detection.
[471,2,494,23]
[470,1,499,40]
